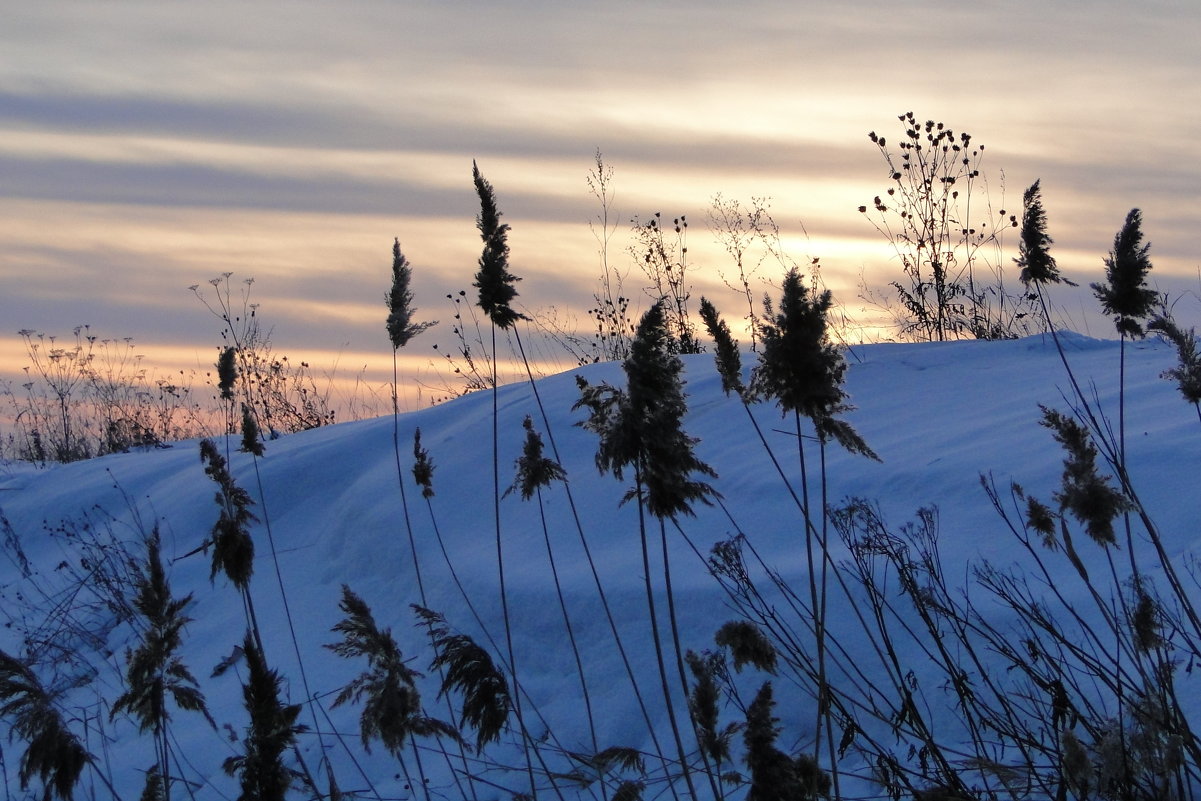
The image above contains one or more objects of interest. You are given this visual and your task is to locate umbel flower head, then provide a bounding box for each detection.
[412,428,436,499]
[111,526,212,737]
[1092,208,1157,338]
[575,300,718,519]
[0,649,89,800]
[199,439,257,588]
[751,270,876,459]
[1040,406,1131,546]
[751,269,846,421]
[217,345,237,401]
[327,586,457,755]
[699,296,745,397]
[472,161,524,330]
[506,416,567,500]
[413,605,512,751]
[224,633,303,801]
[1148,312,1201,405]
[386,238,436,350]
[1016,179,1060,285]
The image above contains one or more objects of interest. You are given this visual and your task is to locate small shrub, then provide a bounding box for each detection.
[860,112,1031,341]
[630,213,701,354]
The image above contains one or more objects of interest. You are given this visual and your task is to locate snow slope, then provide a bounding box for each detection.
[0,332,1197,800]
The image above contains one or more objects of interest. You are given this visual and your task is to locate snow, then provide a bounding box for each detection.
[0,331,1197,800]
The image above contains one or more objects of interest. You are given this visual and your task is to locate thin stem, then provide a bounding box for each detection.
[248,451,344,797]
[535,484,602,775]
[794,410,823,757]
[661,515,722,801]
[394,349,475,801]
[488,323,534,799]
[818,438,839,801]
[635,466,699,801]
[512,328,675,791]
[394,351,427,602]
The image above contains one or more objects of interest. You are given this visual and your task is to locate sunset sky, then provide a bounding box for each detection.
[3,1,1199,408]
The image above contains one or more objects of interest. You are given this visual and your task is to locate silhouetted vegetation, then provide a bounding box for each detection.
[3,115,1201,801]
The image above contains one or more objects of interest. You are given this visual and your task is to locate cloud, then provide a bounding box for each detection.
[3,0,1201,420]
[0,151,474,216]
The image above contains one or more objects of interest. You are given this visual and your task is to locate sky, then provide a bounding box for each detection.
[3,0,1200,408]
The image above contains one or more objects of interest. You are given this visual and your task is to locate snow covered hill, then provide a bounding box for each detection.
[1,332,1197,800]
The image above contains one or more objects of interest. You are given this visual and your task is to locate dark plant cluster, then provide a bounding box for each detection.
[630,212,703,355]
[859,112,1037,342]
[2,328,207,463]
[1,277,368,463]
[192,274,341,439]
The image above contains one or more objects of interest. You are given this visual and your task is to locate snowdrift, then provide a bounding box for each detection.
[1,332,1197,800]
